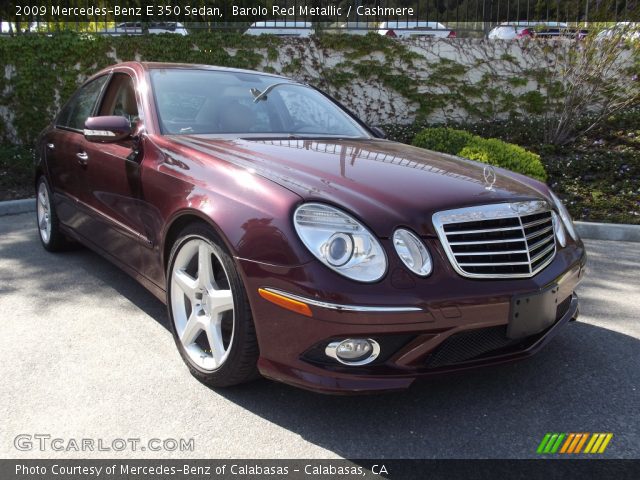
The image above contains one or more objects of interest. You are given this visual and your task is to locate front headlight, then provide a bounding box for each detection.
[549,191,579,241]
[293,203,387,282]
[551,211,567,248]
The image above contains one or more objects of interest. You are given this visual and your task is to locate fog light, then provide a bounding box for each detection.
[325,338,380,365]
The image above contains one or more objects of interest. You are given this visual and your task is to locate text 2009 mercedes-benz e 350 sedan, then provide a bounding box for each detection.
[35,62,586,393]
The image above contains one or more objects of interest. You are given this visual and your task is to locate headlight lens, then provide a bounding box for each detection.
[393,228,433,276]
[551,211,566,248]
[293,203,387,282]
[549,191,579,241]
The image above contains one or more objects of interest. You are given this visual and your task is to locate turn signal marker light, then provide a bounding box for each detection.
[258,288,313,317]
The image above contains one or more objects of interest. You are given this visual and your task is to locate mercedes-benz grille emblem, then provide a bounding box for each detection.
[483,165,497,191]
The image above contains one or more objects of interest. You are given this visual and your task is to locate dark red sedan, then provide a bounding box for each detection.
[35,62,586,393]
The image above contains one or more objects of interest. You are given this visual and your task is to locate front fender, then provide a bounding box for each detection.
[153,168,313,270]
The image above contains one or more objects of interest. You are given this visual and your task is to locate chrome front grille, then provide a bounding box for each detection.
[433,201,557,278]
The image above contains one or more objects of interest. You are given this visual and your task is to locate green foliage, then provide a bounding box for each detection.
[1,30,638,153]
[412,127,547,181]
[0,31,281,145]
[0,144,34,200]
[545,148,640,224]
[412,127,474,155]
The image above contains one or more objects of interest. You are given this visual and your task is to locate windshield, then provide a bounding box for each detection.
[149,69,369,138]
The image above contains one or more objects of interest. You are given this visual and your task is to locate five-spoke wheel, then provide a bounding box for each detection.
[36,177,69,252]
[37,180,52,244]
[167,224,259,386]
[171,238,235,370]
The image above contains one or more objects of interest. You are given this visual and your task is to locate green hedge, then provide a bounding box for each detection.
[412,127,547,181]
[0,32,426,146]
[0,32,281,146]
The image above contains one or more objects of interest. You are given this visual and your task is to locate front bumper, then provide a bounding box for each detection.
[237,241,586,394]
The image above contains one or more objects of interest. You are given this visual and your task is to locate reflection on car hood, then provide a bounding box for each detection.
[168,135,548,237]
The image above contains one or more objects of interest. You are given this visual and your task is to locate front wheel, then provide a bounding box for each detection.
[167,223,259,387]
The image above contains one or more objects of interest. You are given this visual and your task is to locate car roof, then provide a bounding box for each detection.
[380,21,446,28]
[249,21,311,28]
[96,61,290,81]
[495,21,568,27]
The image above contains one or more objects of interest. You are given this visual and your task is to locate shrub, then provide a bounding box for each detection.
[0,144,34,200]
[412,127,547,181]
[412,127,474,156]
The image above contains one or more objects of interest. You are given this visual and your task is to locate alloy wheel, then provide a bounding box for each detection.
[37,182,52,244]
[170,238,235,371]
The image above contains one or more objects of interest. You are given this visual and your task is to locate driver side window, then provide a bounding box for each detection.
[57,75,109,131]
[98,73,139,125]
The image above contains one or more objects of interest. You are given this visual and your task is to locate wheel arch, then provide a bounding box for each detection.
[34,165,45,189]
[34,128,53,190]
[162,209,235,276]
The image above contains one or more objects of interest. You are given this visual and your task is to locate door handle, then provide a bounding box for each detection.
[76,151,89,166]
[46,143,55,150]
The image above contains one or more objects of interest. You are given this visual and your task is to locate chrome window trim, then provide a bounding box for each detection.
[432,201,557,279]
[262,288,422,312]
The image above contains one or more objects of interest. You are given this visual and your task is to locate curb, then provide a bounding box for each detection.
[574,221,640,243]
[0,198,35,216]
[0,198,638,242]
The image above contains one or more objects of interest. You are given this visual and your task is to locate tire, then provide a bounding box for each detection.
[36,176,70,252]
[167,223,259,387]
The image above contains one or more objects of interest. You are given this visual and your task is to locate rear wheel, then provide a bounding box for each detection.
[167,223,259,387]
[36,177,69,252]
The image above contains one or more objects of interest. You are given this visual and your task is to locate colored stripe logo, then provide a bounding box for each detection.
[537,433,613,454]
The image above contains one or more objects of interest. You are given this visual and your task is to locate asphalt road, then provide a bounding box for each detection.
[0,213,638,459]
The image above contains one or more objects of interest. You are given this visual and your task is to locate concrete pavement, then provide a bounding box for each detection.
[0,213,638,459]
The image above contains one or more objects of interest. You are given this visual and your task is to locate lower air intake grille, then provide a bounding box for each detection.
[425,294,572,369]
[425,326,512,369]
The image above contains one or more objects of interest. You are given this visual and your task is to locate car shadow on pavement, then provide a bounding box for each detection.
[0,215,169,329]
[211,238,640,458]
[214,322,639,458]
[1,215,638,458]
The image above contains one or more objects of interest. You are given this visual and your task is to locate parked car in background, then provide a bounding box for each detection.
[325,21,374,35]
[378,21,456,38]
[35,62,586,394]
[596,22,640,41]
[105,22,188,36]
[488,21,587,40]
[245,21,312,37]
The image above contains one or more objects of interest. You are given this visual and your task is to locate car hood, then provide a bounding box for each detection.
[169,136,549,237]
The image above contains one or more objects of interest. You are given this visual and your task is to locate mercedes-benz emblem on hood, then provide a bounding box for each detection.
[483,165,497,191]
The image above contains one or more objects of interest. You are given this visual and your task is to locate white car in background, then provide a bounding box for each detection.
[596,22,640,41]
[245,21,312,37]
[378,21,456,38]
[325,22,374,35]
[488,21,589,40]
[488,21,568,39]
[106,22,188,36]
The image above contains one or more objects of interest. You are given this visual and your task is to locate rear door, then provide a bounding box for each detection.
[45,75,109,228]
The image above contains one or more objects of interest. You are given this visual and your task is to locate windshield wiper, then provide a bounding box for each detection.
[250,82,294,103]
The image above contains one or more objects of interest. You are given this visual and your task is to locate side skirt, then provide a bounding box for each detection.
[60,224,167,304]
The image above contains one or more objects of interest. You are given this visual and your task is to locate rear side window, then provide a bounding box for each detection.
[57,75,109,131]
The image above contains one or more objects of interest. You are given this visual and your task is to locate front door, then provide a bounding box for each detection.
[81,72,151,274]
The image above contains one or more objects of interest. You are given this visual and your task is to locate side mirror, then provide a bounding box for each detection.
[84,116,132,143]
[370,126,387,139]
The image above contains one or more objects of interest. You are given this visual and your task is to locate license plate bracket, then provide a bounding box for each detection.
[507,285,560,339]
